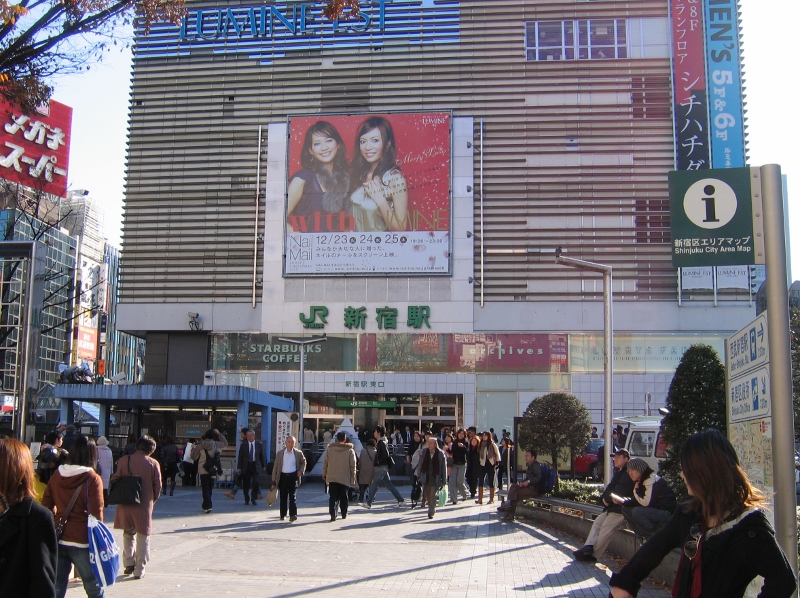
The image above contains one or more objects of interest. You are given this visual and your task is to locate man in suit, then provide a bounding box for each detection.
[236,429,266,506]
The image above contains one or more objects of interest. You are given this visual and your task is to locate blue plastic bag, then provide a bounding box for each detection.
[87,513,119,586]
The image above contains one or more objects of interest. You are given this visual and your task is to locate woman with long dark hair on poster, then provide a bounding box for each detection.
[287,121,351,233]
[349,116,409,231]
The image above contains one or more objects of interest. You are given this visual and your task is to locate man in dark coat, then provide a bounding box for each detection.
[498,449,541,522]
[236,429,266,506]
[573,448,634,562]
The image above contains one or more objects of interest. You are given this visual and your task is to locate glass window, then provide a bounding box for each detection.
[527,19,627,62]
[628,431,656,457]
[655,434,669,458]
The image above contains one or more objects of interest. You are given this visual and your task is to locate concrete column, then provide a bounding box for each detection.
[236,401,249,455]
[59,399,73,426]
[262,407,272,461]
[98,404,109,439]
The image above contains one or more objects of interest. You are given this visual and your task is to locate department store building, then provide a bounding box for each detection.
[118,0,754,442]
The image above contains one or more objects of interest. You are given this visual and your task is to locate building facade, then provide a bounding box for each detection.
[119,1,754,441]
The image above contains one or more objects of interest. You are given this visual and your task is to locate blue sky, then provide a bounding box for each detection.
[51,0,798,278]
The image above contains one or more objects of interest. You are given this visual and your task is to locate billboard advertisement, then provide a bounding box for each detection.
[76,326,98,360]
[284,112,452,275]
[0,99,72,197]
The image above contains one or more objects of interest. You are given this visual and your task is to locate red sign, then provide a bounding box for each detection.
[448,334,568,373]
[76,326,98,360]
[0,100,72,197]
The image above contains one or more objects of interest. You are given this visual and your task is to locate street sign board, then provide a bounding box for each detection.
[729,364,771,423]
[669,167,763,267]
[335,400,396,409]
[725,311,769,379]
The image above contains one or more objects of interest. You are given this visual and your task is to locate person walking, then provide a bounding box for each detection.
[449,428,469,505]
[476,431,501,504]
[467,435,481,498]
[95,436,114,507]
[236,429,266,506]
[610,430,796,598]
[224,428,250,500]
[498,437,515,491]
[41,435,105,598]
[0,437,58,598]
[182,438,197,486]
[363,425,405,509]
[191,429,228,514]
[111,435,162,580]
[357,438,377,503]
[620,458,677,540]
[37,431,67,485]
[272,436,306,522]
[418,436,447,519]
[323,431,357,521]
[161,436,182,496]
[498,450,542,522]
[573,448,635,562]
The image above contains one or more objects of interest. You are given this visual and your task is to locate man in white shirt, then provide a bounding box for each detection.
[271,436,307,522]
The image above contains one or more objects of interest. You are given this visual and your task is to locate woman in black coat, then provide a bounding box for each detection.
[0,437,58,598]
[609,430,796,598]
[466,436,481,499]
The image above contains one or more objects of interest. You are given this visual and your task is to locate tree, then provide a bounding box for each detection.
[659,344,726,497]
[517,392,591,491]
[0,0,367,113]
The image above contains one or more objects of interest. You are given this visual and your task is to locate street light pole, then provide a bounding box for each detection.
[555,248,614,485]
[277,335,327,447]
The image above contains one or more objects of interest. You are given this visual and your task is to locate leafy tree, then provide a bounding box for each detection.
[517,392,591,491]
[659,344,726,497]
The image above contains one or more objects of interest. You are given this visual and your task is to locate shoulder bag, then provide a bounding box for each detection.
[108,456,142,505]
[55,482,86,539]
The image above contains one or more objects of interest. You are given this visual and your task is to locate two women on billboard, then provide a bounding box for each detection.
[287,116,409,233]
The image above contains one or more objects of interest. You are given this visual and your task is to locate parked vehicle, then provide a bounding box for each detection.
[614,415,667,473]
[573,439,604,480]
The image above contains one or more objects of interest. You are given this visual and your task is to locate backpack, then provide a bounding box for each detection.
[203,449,222,476]
[539,463,557,494]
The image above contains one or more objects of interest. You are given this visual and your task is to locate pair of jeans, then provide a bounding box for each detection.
[622,505,673,538]
[449,463,468,502]
[279,472,299,518]
[56,544,104,598]
[328,482,349,519]
[366,465,403,506]
[200,474,214,510]
[122,530,151,577]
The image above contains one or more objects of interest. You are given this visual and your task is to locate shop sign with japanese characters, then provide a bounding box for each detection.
[670,0,711,171]
[668,167,762,267]
[0,99,72,197]
[703,0,745,168]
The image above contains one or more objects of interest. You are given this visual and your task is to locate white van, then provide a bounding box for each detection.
[614,415,667,473]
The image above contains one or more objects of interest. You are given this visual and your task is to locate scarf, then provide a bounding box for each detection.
[421,449,440,475]
[316,168,351,213]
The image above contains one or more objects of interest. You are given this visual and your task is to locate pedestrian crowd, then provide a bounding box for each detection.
[0,422,795,598]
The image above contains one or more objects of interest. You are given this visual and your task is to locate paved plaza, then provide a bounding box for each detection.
[66,484,669,598]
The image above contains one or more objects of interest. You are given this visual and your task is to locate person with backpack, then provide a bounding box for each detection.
[190,429,228,514]
[497,449,542,522]
[362,425,405,509]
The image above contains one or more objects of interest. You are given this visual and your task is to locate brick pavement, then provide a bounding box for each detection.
[66,484,669,598]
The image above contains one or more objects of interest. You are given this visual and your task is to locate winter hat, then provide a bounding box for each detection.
[97,436,109,446]
[626,458,649,473]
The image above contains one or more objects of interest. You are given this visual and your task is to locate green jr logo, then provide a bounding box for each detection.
[299,306,328,329]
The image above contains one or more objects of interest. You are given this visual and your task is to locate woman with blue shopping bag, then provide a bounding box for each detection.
[42,435,106,598]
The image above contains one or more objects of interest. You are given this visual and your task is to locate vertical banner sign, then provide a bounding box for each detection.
[670,0,711,170]
[704,0,746,168]
[276,412,294,455]
[726,312,773,523]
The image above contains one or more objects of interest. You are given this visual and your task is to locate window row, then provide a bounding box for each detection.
[526,19,627,61]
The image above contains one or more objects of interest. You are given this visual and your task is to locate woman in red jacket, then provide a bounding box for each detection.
[42,435,105,598]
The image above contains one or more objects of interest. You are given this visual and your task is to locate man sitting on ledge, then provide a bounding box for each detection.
[497,449,542,522]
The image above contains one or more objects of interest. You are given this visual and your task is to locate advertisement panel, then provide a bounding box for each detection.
[76,326,98,360]
[670,0,710,170]
[0,99,72,197]
[703,0,745,168]
[284,112,451,275]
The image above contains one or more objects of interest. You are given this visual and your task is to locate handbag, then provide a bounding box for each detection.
[55,482,86,539]
[108,456,142,505]
[436,485,449,508]
[86,491,119,587]
[266,485,278,507]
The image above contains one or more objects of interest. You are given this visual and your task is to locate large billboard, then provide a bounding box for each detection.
[283,112,452,276]
[0,99,72,197]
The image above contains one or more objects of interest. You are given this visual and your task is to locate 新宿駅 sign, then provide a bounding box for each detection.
[669,167,763,267]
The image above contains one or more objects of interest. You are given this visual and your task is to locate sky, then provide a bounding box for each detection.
[51,0,799,276]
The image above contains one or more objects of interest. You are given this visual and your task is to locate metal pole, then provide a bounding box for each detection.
[556,249,614,485]
[760,164,797,584]
[603,268,613,486]
[298,343,305,445]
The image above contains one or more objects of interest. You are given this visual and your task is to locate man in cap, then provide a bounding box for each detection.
[573,448,634,562]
